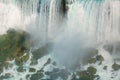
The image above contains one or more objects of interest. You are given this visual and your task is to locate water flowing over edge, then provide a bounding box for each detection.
[0,0,120,80]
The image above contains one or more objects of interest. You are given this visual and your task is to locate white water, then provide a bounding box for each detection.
[0,0,120,80]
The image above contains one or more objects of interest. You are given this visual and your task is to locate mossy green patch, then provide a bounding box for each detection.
[0,28,32,73]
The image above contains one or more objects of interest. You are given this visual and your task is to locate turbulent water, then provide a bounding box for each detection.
[0,0,120,80]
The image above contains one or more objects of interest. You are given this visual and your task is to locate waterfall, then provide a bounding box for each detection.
[0,0,120,80]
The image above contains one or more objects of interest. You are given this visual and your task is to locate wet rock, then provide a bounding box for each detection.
[112,63,120,71]
[76,71,90,80]
[96,55,104,62]
[30,68,44,80]
[87,66,97,74]
[21,53,29,63]
[0,28,32,70]
[103,66,107,70]
[26,75,30,79]
[45,68,70,80]
[17,66,26,72]
[76,66,97,80]
[44,58,51,67]
[29,68,36,72]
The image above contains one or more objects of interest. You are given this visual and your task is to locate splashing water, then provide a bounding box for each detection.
[0,0,120,80]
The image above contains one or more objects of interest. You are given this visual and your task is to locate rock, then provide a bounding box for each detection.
[30,69,44,80]
[17,66,26,72]
[0,28,32,73]
[76,71,90,80]
[76,66,97,80]
[96,55,104,62]
[112,63,120,71]
[29,68,36,72]
[21,53,29,63]
[26,75,30,79]
[87,66,97,74]
[88,58,97,64]
[103,66,107,70]
[44,58,51,67]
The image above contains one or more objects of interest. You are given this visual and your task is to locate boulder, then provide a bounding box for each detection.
[112,63,120,71]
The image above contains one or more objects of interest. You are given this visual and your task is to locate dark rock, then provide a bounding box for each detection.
[96,55,104,62]
[103,66,107,70]
[29,68,36,72]
[112,63,120,71]
[30,69,44,80]
[17,66,26,72]
[87,66,97,74]
[76,66,97,80]
[44,58,51,67]
[52,61,57,66]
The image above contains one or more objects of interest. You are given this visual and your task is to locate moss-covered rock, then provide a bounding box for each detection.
[43,58,51,67]
[21,53,29,63]
[96,55,104,62]
[76,66,97,80]
[30,68,44,80]
[29,68,36,72]
[112,63,120,71]
[17,66,26,72]
[87,66,97,74]
[0,28,32,73]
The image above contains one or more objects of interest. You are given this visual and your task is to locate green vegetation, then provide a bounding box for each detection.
[0,28,32,72]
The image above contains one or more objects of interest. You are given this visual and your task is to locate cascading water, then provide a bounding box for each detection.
[0,0,120,80]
